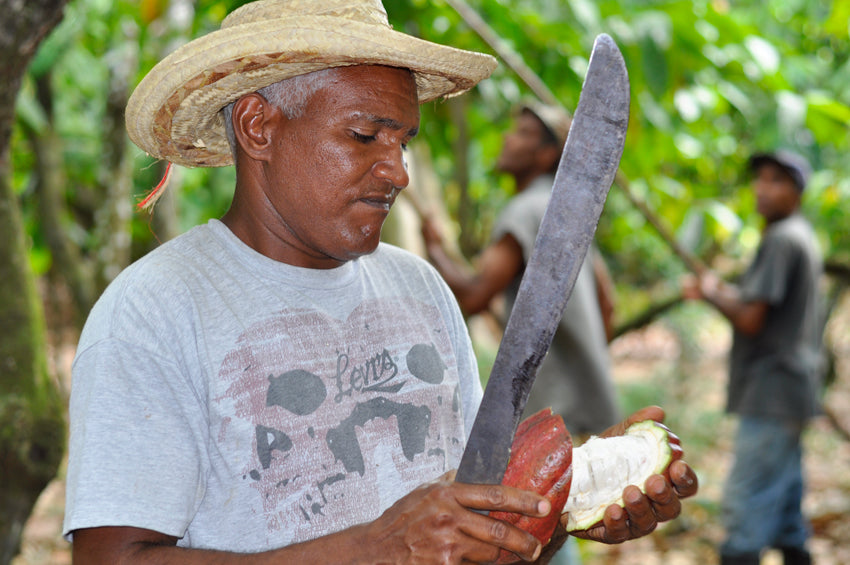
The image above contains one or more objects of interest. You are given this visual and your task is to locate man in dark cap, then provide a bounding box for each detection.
[683,150,822,565]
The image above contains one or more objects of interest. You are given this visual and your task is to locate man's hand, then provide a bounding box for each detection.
[366,471,552,564]
[565,406,698,544]
[73,474,553,565]
[680,273,703,301]
[681,271,768,336]
[681,271,721,302]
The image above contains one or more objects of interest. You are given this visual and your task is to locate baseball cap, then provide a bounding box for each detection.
[749,150,812,192]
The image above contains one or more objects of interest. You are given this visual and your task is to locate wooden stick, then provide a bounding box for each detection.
[613,171,708,275]
[446,0,707,275]
[444,0,560,107]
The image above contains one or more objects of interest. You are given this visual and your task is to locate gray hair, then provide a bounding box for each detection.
[222,67,340,160]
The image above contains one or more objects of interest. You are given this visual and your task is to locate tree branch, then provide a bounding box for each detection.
[445,0,708,275]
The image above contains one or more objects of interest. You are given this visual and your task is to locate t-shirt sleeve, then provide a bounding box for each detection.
[63,283,209,540]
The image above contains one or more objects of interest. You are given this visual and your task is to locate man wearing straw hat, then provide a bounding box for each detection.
[64,1,697,562]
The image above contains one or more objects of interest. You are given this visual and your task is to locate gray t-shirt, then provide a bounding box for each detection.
[492,175,620,435]
[728,212,823,422]
[64,220,481,552]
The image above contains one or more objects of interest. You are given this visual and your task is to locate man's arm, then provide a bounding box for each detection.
[72,477,552,564]
[73,430,697,565]
[421,217,524,316]
[681,271,769,336]
[591,252,616,342]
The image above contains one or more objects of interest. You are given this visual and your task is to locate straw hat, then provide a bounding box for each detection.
[125,0,498,170]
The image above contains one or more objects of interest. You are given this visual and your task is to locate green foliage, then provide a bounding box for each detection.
[12,0,850,295]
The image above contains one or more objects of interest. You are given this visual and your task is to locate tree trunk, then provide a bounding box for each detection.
[0,1,71,563]
[25,74,95,327]
[94,43,138,290]
[447,96,480,259]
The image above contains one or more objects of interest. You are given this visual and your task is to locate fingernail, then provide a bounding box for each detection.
[674,462,694,486]
[609,504,624,520]
[538,499,552,515]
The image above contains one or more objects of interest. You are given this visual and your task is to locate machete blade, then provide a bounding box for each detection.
[456,34,630,486]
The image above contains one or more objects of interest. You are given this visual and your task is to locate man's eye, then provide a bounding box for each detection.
[352,132,376,143]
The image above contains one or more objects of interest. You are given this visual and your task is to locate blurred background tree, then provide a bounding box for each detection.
[1,1,71,562]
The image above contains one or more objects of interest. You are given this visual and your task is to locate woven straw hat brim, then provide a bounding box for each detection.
[126,16,498,168]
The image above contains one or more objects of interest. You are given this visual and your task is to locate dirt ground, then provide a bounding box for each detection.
[12,299,850,565]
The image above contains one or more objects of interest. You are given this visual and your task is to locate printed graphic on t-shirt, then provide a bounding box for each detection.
[214,297,465,543]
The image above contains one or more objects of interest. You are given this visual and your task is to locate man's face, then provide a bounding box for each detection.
[753,161,800,223]
[261,65,420,268]
[495,111,549,177]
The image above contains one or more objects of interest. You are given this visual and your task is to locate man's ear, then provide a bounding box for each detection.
[231,93,278,162]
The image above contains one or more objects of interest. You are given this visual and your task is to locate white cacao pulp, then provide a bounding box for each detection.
[562,420,682,531]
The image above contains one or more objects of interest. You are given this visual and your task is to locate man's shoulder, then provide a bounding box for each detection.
[364,243,452,293]
[768,213,813,237]
[93,224,220,306]
[503,176,552,215]
[762,214,819,254]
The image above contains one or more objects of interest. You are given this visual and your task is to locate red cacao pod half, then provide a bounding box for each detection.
[561,420,684,531]
[490,409,573,564]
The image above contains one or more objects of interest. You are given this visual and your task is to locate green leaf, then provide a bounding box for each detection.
[807,91,850,124]
[824,1,850,39]
[805,92,850,144]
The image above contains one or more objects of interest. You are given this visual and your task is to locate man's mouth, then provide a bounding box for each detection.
[360,188,400,211]
[361,197,392,211]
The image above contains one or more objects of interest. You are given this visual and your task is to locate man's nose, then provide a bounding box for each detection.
[372,146,410,189]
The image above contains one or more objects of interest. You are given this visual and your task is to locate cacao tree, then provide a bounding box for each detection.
[0,2,71,562]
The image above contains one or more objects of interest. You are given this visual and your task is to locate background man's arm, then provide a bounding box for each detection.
[421,218,524,316]
[681,271,768,336]
[592,252,617,342]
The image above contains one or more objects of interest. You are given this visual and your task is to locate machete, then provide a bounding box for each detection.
[455,33,630,486]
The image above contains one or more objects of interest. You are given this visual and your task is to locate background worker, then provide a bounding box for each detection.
[682,150,822,565]
[421,102,622,438]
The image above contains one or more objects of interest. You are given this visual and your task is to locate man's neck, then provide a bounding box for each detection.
[764,207,799,226]
[513,170,550,193]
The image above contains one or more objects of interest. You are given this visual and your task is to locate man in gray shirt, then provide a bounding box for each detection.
[683,150,822,565]
[64,1,698,562]
[421,102,621,437]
